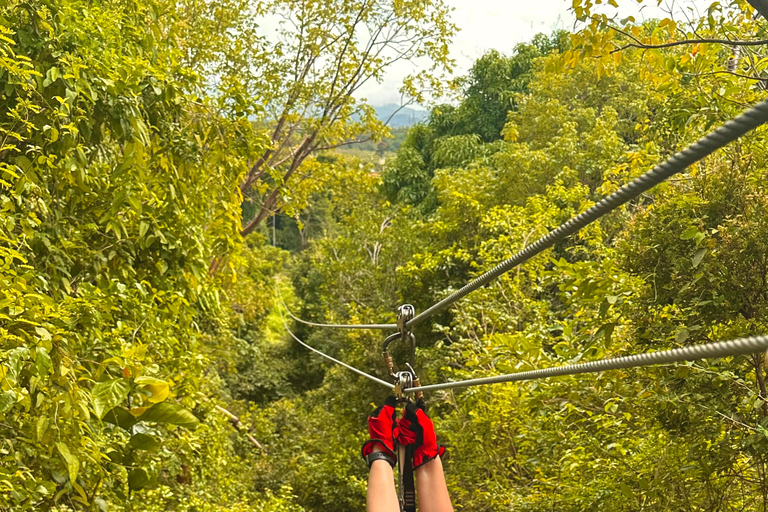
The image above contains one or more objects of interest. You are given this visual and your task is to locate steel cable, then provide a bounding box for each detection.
[275,286,394,389]
[407,334,768,393]
[280,296,397,330]
[271,215,397,331]
[407,98,768,329]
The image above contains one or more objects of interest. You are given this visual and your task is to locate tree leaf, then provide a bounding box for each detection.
[128,433,161,452]
[129,406,148,417]
[35,348,52,375]
[103,407,137,431]
[94,497,108,512]
[135,376,170,403]
[92,378,131,419]
[35,326,52,340]
[620,482,635,501]
[680,226,701,240]
[36,415,50,442]
[0,391,16,413]
[128,468,149,490]
[138,402,199,428]
[56,442,79,482]
[692,248,707,268]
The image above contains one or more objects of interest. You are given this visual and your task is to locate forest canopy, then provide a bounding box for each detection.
[2,0,768,510]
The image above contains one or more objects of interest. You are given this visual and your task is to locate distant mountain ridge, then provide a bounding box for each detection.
[373,104,428,127]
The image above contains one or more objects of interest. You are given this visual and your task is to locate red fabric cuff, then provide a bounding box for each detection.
[413,445,446,470]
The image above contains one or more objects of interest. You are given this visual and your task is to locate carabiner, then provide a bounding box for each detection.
[383,304,421,402]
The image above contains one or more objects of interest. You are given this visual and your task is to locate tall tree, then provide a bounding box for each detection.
[234,0,456,236]
[381,33,568,209]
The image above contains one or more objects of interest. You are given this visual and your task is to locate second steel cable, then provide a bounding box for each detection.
[408,335,768,393]
[275,283,394,389]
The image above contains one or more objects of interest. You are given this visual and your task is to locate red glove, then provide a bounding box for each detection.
[361,396,398,460]
[397,398,446,469]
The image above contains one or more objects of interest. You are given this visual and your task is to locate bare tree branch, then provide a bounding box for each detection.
[214,405,267,452]
[610,33,768,54]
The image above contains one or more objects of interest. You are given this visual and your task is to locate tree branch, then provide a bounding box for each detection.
[313,136,373,152]
[611,36,768,54]
[214,405,267,452]
[241,134,317,235]
[688,70,768,81]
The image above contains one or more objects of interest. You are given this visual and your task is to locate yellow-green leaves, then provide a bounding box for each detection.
[0,391,15,413]
[135,376,170,403]
[55,442,79,483]
[138,402,200,429]
[92,378,131,419]
[0,0,268,507]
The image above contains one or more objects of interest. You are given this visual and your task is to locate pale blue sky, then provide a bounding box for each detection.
[356,0,711,106]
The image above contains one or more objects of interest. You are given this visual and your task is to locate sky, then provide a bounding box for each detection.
[356,0,710,107]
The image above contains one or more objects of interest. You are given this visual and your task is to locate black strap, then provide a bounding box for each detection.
[402,445,416,512]
[366,451,396,469]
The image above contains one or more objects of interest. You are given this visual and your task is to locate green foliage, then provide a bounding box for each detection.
[237,0,457,235]
[0,0,300,509]
[5,0,768,511]
[256,8,768,512]
[381,32,570,209]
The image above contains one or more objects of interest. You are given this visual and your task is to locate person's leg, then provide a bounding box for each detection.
[363,397,400,512]
[367,446,400,512]
[396,399,453,512]
[415,456,453,512]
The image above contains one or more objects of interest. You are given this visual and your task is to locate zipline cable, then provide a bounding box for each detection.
[281,297,397,330]
[278,307,394,389]
[406,334,768,393]
[406,98,768,329]
[271,212,397,330]
[276,286,394,389]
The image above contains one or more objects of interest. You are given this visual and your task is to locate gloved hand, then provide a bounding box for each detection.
[361,396,398,460]
[396,398,446,469]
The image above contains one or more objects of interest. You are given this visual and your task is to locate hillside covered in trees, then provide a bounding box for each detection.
[2,0,768,510]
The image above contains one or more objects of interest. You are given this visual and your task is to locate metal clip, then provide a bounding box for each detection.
[384,304,420,403]
[397,304,414,334]
[392,370,413,401]
[405,363,422,401]
[397,304,415,367]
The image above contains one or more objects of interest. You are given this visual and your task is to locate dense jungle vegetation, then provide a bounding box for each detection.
[2,0,768,510]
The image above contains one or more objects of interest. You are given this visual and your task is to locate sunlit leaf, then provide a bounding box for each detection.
[56,443,79,482]
[138,402,199,428]
[92,378,130,419]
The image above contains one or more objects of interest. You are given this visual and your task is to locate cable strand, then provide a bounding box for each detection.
[275,285,394,389]
[408,334,768,393]
[407,98,768,328]
[277,286,397,330]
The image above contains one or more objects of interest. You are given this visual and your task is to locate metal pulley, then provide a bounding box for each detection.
[382,304,421,402]
[385,305,420,512]
[397,304,414,336]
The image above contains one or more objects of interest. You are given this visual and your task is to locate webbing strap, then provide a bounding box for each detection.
[402,445,416,512]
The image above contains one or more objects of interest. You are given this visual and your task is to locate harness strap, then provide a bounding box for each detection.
[402,445,416,512]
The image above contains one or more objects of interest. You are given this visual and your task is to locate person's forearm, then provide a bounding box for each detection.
[367,448,400,512]
[415,456,453,512]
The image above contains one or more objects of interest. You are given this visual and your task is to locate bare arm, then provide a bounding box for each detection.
[367,446,400,512]
[416,456,453,512]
